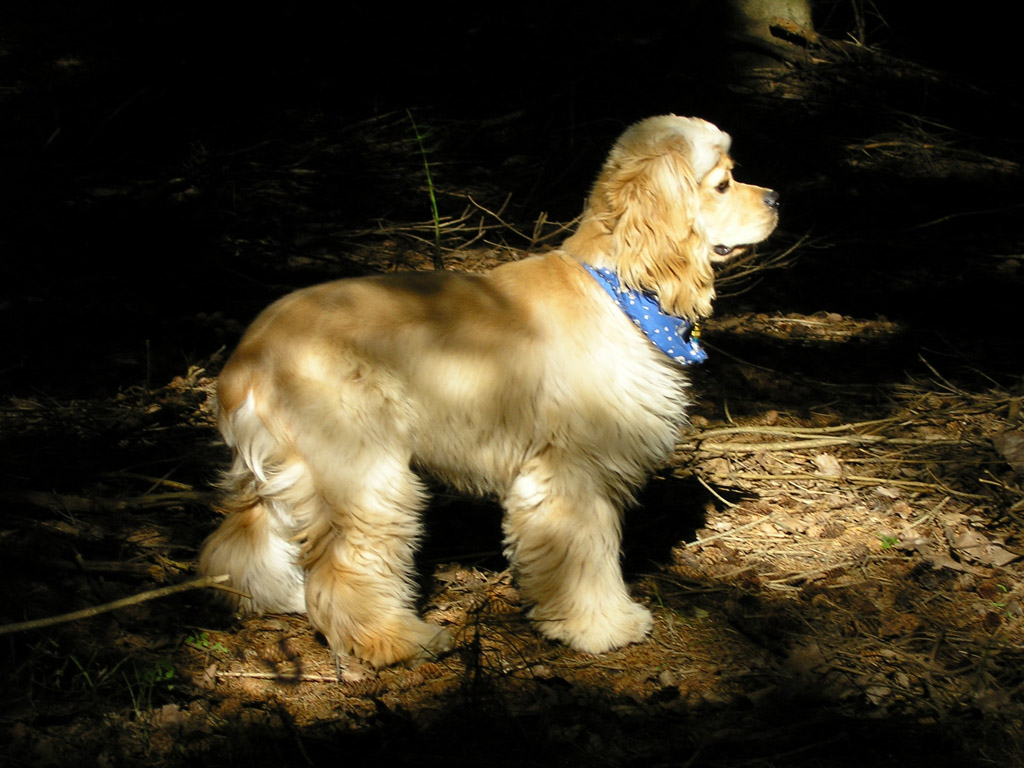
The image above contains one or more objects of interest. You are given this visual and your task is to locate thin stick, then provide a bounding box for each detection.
[697,475,741,509]
[766,558,862,585]
[214,670,342,685]
[9,489,215,513]
[698,436,885,453]
[694,419,896,439]
[0,574,229,636]
[724,471,989,499]
[685,511,775,549]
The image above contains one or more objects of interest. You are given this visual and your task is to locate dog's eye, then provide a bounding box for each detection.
[716,179,731,193]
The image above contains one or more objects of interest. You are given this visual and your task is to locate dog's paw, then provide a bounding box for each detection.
[532,600,653,655]
[394,621,454,668]
[340,618,453,668]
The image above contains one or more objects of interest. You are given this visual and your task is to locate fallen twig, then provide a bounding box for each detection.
[0,574,229,636]
[698,435,886,453]
[8,489,215,514]
[214,669,342,685]
[685,511,776,549]
[694,419,896,439]
[723,470,989,500]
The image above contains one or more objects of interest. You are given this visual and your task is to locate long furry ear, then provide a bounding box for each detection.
[565,141,716,321]
[608,149,714,320]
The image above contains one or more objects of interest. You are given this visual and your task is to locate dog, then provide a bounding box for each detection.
[199,115,779,667]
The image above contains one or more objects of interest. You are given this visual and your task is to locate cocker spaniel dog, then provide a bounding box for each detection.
[200,115,779,667]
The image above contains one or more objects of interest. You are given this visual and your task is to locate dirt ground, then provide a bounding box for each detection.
[3,5,1024,767]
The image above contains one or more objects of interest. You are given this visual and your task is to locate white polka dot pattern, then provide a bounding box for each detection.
[582,265,707,366]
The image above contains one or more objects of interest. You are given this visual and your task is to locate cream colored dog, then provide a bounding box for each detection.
[200,115,779,667]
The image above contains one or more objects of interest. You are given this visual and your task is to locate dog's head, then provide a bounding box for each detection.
[564,115,779,321]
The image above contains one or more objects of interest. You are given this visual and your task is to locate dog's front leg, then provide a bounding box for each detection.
[501,453,653,654]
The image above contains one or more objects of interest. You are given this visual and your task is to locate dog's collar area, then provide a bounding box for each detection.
[582,265,707,366]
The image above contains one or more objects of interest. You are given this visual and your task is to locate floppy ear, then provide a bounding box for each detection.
[608,148,715,320]
[566,144,716,321]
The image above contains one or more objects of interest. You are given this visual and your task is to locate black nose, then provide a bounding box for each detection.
[765,189,781,210]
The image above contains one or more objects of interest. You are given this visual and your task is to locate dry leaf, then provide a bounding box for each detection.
[193,663,218,691]
[152,703,185,730]
[993,430,1024,475]
[952,530,1019,566]
[873,485,901,500]
[812,453,843,478]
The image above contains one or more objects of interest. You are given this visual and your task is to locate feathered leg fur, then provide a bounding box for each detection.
[502,450,653,654]
[200,382,452,667]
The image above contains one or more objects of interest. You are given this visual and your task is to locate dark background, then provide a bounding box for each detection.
[2,1,1020,398]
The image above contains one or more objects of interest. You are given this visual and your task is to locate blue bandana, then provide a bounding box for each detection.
[582,264,707,366]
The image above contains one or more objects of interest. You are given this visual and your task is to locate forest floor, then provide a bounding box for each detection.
[2,7,1023,767]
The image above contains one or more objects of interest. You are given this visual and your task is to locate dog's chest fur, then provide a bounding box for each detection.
[400,253,692,498]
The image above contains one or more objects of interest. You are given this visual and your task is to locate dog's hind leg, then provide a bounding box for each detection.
[199,396,308,615]
[280,369,453,668]
[202,383,451,667]
[298,450,452,667]
[502,451,653,654]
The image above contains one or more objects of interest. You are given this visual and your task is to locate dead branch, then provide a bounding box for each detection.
[0,574,229,636]
[685,511,776,549]
[698,436,885,453]
[7,489,215,514]
[213,669,343,685]
[694,419,897,439]
[724,471,989,500]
